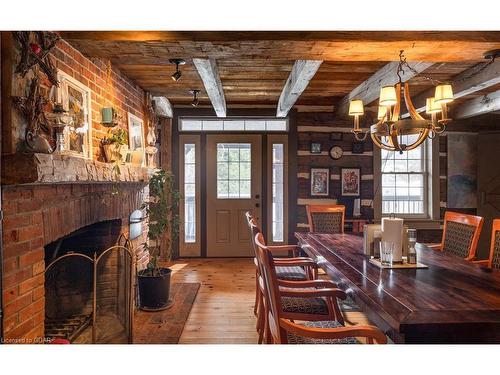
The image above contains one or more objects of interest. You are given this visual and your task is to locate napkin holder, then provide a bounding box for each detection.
[364,223,409,259]
[363,224,381,257]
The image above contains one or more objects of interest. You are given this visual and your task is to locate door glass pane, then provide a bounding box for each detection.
[272,144,284,242]
[216,143,251,199]
[184,144,196,243]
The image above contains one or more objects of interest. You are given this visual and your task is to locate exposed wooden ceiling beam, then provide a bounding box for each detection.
[60,31,500,43]
[192,58,227,117]
[453,90,500,119]
[334,61,433,118]
[61,31,500,62]
[152,96,173,118]
[276,60,322,117]
[404,59,500,116]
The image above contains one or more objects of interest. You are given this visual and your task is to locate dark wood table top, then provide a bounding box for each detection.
[295,232,500,343]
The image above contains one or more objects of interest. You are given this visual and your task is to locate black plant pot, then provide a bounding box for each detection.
[137,267,173,311]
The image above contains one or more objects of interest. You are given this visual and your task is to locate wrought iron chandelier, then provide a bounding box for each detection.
[348,51,454,153]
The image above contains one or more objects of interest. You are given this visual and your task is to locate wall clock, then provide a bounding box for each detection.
[329,145,343,160]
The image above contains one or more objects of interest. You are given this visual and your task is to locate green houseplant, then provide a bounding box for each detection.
[137,170,181,310]
[101,128,128,163]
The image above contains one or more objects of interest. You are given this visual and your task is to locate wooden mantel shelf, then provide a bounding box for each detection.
[1,153,154,185]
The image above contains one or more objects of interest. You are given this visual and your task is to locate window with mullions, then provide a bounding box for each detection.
[216,143,251,199]
[381,135,427,216]
[272,144,284,242]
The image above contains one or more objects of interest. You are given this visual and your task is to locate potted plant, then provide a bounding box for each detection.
[137,170,180,310]
[101,128,128,163]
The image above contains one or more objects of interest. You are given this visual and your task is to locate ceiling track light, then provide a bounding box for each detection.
[189,89,200,107]
[169,58,186,82]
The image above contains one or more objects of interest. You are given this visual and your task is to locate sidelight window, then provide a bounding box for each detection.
[184,144,196,243]
[272,144,285,242]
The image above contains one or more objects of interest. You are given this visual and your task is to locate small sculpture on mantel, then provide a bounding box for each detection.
[13,31,60,86]
[12,74,55,153]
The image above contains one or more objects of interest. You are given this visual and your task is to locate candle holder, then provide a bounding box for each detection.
[45,103,74,153]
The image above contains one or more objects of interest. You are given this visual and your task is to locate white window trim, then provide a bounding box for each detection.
[374,136,440,222]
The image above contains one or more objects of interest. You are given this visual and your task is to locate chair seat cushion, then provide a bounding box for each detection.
[275,265,307,281]
[286,321,358,344]
[281,296,329,315]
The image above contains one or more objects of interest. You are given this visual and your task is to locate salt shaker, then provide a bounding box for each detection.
[407,229,417,264]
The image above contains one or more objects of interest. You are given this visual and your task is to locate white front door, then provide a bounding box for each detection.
[206,134,262,257]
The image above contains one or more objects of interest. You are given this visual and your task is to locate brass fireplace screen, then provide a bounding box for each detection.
[44,240,135,344]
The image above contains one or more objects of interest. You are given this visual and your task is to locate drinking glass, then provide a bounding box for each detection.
[380,242,394,266]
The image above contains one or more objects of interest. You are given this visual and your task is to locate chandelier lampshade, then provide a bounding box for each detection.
[434,84,454,104]
[348,50,454,153]
[348,99,364,115]
[377,106,387,120]
[379,86,397,106]
[425,97,442,114]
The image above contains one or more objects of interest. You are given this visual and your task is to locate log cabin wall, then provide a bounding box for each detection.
[294,112,374,232]
[292,112,449,241]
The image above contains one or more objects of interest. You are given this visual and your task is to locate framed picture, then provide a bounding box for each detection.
[310,142,322,154]
[352,142,364,154]
[341,168,360,196]
[127,112,145,162]
[57,70,92,158]
[330,132,343,141]
[310,168,330,196]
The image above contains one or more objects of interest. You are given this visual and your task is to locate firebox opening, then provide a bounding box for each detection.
[43,219,132,343]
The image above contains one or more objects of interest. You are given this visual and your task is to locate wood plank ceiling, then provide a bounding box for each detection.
[60,31,500,115]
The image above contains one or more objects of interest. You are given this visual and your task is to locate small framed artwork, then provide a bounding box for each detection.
[341,168,360,196]
[352,142,365,154]
[310,168,330,196]
[127,113,145,164]
[310,142,322,154]
[330,132,343,141]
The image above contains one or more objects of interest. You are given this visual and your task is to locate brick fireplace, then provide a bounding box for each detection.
[2,175,149,342]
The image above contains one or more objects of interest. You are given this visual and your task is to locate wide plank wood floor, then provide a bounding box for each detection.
[167,258,373,344]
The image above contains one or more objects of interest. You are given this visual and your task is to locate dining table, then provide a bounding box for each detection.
[295,232,500,343]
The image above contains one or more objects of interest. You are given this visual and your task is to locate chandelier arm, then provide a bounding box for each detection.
[403,82,425,121]
[404,129,430,151]
[371,133,395,151]
[391,83,401,122]
[388,124,402,152]
[352,130,369,141]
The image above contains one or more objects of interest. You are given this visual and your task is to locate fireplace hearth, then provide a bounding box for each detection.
[44,220,134,343]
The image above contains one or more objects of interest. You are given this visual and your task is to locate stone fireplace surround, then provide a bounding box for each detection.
[1,156,151,342]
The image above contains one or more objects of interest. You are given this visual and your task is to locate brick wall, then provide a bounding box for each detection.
[6,34,146,160]
[2,183,148,342]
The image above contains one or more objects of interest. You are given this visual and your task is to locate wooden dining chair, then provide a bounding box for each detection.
[306,204,346,234]
[429,211,484,261]
[255,233,387,344]
[474,219,500,269]
[245,211,319,343]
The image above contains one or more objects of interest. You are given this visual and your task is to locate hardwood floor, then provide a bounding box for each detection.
[167,258,373,344]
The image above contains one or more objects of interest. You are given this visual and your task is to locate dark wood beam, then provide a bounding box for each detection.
[335,61,433,118]
[454,90,500,119]
[192,58,226,117]
[276,60,322,117]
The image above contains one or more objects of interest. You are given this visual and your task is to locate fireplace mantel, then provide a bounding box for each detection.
[2,153,154,185]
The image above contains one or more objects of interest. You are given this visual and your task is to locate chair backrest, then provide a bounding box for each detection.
[245,211,264,257]
[440,211,484,260]
[254,233,286,344]
[306,204,346,234]
[488,219,500,269]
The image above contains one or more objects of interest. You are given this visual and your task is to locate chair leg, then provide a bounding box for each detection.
[254,269,259,316]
